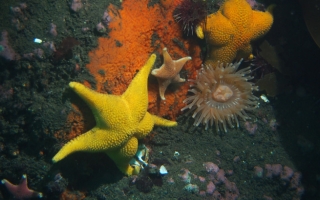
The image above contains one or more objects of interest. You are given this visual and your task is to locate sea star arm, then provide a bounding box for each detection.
[1,180,19,196]
[174,57,192,72]
[152,114,177,127]
[173,74,185,83]
[69,82,131,129]
[251,10,274,40]
[151,49,175,79]
[151,48,190,79]
[207,46,238,65]
[163,47,174,70]
[157,79,172,100]
[135,112,155,139]
[52,128,132,162]
[1,175,43,199]
[122,54,156,122]
[204,13,235,46]
[135,112,177,139]
[107,137,138,175]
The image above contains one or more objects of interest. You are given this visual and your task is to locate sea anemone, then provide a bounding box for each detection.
[173,0,207,36]
[181,59,259,132]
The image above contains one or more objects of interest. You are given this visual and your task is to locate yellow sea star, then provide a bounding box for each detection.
[151,47,191,100]
[52,54,177,175]
[196,0,274,65]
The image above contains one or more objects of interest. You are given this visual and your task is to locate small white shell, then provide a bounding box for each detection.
[260,94,269,103]
[159,165,168,175]
[33,38,42,44]
[173,151,180,160]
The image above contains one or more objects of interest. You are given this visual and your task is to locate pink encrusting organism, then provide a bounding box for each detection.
[82,27,90,32]
[179,168,191,183]
[96,22,106,33]
[102,10,112,26]
[215,169,227,184]
[224,179,240,199]
[96,10,112,33]
[0,31,20,60]
[70,0,83,12]
[33,48,44,59]
[255,164,304,197]
[49,23,57,37]
[233,156,240,163]
[206,181,216,195]
[265,163,282,178]
[198,176,206,182]
[10,3,27,16]
[280,166,294,182]
[246,0,266,11]
[290,172,302,189]
[254,166,264,178]
[10,3,28,31]
[19,3,27,10]
[244,121,258,135]
[22,52,34,60]
[203,162,219,173]
[269,119,279,131]
[43,41,56,53]
[10,6,23,16]
[246,0,257,8]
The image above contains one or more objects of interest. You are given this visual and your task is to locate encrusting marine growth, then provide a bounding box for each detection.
[52,54,177,175]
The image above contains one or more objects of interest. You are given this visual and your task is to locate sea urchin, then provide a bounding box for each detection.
[181,59,259,132]
[173,0,207,36]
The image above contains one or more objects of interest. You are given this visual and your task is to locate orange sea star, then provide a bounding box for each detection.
[196,0,274,65]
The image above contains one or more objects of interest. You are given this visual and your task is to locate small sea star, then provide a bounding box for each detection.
[1,174,43,199]
[151,47,191,100]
